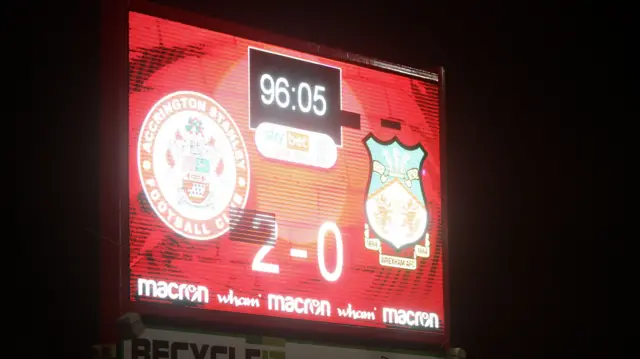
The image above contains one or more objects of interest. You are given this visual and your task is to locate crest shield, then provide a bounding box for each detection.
[182,167,210,205]
[364,135,428,250]
[168,117,227,208]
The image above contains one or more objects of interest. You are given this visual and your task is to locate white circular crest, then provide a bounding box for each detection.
[137,91,250,240]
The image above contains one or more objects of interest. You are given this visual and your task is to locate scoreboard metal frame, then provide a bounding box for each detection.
[100,0,449,351]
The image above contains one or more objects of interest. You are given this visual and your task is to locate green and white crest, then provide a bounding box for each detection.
[364,134,429,250]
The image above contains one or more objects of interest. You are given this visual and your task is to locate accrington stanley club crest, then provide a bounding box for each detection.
[363,134,430,270]
[137,91,250,241]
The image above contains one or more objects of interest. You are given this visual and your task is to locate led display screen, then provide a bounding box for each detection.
[129,11,444,336]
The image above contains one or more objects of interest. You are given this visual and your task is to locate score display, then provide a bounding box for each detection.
[129,11,444,338]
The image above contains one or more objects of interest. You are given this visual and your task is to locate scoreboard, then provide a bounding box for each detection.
[128,9,445,343]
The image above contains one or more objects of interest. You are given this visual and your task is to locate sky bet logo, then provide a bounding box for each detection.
[131,338,285,359]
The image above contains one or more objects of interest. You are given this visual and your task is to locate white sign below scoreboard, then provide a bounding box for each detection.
[122,328,441,359]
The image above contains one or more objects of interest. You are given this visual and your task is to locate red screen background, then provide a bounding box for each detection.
[128,11,444,335]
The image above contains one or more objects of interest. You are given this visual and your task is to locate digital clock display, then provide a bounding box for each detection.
[128,11,444,342]
[249,47,359,148]
[258,72,327,116]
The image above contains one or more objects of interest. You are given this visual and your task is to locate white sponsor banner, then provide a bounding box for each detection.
[286,343,437,359]
[122,328,440,359]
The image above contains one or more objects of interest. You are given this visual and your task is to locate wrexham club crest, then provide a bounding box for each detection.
[363,134,431,270]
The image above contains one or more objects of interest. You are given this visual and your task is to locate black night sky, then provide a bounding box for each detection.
[21,1,620,358]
